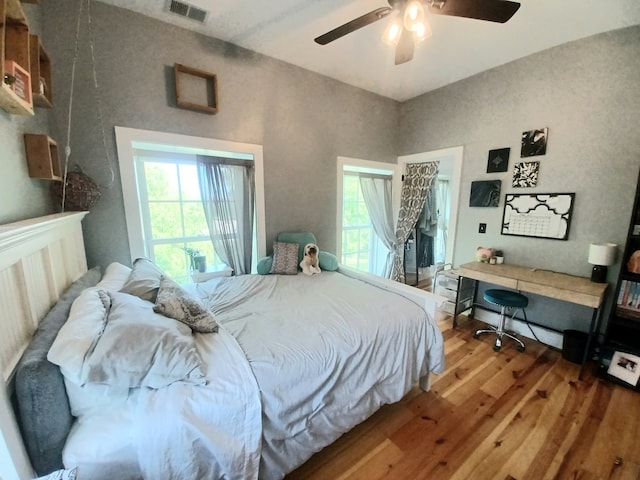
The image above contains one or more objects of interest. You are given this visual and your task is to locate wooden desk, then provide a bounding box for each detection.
[458,262,608,379]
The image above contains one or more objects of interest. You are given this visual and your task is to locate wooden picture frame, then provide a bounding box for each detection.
[174,63,218,114]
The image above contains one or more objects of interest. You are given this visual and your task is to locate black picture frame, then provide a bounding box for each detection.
[470,180,501,207]
[501,193,575,240]
[512,161,540,188]
[521,127,548,157]
[487,148,510,173]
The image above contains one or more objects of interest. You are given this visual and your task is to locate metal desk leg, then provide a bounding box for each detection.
[579,307,601,380]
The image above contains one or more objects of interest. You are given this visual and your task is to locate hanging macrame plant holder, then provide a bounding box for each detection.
[51,166,101,211]
[49,0,113,214]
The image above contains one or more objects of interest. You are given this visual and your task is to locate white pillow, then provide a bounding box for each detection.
[48,288,111,385]
[96,262,132,291]
[64,378,130,418]
[81,291,207,389]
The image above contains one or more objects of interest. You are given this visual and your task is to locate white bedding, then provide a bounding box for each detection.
[63,270,444,480]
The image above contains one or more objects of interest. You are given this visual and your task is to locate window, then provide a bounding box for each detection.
[133,152,224,283]
[115,127,265,282]
[337,157,396,277]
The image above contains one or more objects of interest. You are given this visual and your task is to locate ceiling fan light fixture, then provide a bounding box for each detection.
[403,0,425,32]
[412,18,432,42]
[382,15,403,45]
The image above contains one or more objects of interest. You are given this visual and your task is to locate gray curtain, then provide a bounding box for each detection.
[197,155,255,275]
[359,174,395,278]
[391,161,439,282]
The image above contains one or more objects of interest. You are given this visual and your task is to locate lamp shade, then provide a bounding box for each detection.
[588,243,618,266]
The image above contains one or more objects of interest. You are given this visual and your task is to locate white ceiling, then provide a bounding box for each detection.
[97,0,640,102]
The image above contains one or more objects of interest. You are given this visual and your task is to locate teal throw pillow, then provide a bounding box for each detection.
[318,251,339,271]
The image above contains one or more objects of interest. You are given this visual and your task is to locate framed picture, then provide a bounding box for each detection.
[608,351,640,386]
[521,127,548,157]
[470,180,501,207]
[513,161,540,187]
[501,193,575,240]
[487,148,510,173]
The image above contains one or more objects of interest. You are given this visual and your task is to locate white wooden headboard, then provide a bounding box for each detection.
[0,212,88,480]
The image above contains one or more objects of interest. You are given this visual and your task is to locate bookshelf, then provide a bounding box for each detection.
[598,169,640,391]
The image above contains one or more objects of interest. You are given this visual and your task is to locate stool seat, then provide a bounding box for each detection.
[474,288,527,352]
[483,289,528,308]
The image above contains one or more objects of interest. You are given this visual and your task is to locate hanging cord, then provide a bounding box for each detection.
[87,0,115,188]
[61,0,115,212]
[61,0,86,213]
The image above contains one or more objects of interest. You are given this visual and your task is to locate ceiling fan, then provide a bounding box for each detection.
[314,0,521,65]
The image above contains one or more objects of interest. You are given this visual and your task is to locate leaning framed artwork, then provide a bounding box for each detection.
[608,351,640,386]
[501,193,575,240]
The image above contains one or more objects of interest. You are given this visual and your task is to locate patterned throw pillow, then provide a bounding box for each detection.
[153,276,219,333]
[270,242,299,275]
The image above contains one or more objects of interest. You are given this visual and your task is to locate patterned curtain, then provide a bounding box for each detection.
[391,161,439,282]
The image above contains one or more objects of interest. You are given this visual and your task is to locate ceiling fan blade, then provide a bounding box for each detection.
[314,7,392,45]
[428,0,521,23]
[395,28,414,65]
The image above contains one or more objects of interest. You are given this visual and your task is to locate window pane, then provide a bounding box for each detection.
[182,202,209,237]
[153,243,188,282]
[179,163,201,201]
[149,202,183,238]
[359,229,371,251]
[343,253,359,269]
[145,162,179,201]
[344,229,360,254]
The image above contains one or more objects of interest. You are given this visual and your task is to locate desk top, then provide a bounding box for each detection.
[458,262,608,309]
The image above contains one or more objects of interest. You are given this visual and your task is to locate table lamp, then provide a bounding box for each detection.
[588,243,618,283]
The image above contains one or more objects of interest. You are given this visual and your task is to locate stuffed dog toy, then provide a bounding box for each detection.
[300,243,321,275]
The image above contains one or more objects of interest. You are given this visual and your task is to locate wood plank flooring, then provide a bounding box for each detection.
[287,315,640,480]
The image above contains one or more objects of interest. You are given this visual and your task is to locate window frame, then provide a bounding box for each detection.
[114,126,266,264]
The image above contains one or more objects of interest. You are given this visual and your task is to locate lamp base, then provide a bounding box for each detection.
[591,265,608,283]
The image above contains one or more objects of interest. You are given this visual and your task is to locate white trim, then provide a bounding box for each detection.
[336,156,397,260]
[114,126,267,261]
[396,146,463,266]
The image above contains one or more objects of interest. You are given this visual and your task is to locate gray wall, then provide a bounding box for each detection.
[1,3,639,333]
[400,26,640,332]
[38,0,400,269]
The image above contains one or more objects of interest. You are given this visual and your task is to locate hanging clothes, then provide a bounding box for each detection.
[416,186,438,268]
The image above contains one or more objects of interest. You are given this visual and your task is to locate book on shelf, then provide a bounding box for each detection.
[618,280,640,311]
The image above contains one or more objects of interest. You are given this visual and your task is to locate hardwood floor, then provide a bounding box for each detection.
[287,315,640,480]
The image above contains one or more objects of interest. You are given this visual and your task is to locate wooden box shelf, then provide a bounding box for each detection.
[29,34,52,107]
[24,134,61,180]
[0,0,33,115]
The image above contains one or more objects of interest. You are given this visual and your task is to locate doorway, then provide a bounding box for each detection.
[395,146,463,287]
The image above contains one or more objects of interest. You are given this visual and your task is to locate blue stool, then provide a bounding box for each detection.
[474,289,527,352]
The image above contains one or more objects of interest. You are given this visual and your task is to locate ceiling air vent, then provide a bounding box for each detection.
[168,0,208,23]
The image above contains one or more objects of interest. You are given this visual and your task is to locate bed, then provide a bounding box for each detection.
[2,213,446,480]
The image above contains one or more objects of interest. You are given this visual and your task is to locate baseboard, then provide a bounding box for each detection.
[473,307,564,350]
